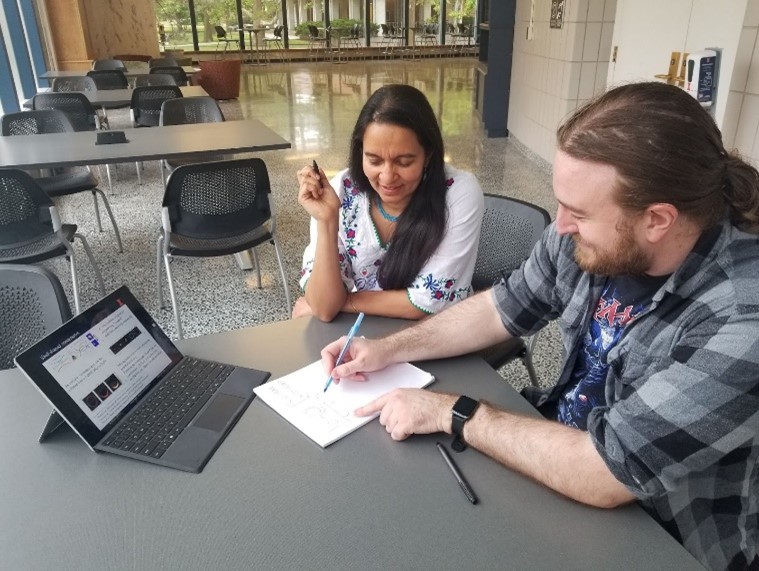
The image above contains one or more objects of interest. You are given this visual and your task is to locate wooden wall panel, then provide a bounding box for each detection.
[43,0,90,70]
[43,0,160,69]
[81,0,160,59]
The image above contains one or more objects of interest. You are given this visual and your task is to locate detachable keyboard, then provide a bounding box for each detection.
[102,358,234,458]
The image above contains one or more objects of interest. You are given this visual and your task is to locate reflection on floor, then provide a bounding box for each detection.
[44,57,562,391]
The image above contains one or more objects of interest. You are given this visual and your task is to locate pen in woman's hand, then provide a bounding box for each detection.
[312,160,322,188]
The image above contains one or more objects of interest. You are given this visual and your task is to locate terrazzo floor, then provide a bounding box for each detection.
[39,57,564,392]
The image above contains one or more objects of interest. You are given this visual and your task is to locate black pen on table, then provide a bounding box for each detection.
[436,441,478,505]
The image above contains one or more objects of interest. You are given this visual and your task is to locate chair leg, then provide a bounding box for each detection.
[91,191,103,232]
[250,247,262,287]
[66,248,82,315]
[136,161,142,185]
[105,164,113,193]
[271,237,292,310]
[521,347,540,387]
[74,232,106,296]
[156,234,165,308]
[162,253,184,339]
[92,188,123,253]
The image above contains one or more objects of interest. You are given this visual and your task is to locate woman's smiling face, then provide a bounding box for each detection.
[362,122,427,213]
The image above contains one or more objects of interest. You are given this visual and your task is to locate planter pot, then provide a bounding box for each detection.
[195,59,242,100]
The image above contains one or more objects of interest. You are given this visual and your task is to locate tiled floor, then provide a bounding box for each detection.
[45,57,563,391]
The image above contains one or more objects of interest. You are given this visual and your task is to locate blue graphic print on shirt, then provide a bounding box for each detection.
[557,279,649,430]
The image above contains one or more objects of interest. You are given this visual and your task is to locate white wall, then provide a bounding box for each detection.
[722,0,759,165]
[508,0,617,163]
[608,0,746,126]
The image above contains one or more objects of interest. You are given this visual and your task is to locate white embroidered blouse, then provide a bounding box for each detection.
[299,166,484,314]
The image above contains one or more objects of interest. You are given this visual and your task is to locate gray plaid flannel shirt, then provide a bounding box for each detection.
[492,220,759,570]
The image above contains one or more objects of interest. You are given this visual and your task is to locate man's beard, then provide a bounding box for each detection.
[572,221,651,276]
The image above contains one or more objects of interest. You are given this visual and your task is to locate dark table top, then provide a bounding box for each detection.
[0,314,701,570]
[22,85,208,109]
[0,119,291,169]
[39,66,198,79]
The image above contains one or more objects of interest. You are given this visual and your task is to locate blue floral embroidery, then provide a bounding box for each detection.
[418,274,469,302]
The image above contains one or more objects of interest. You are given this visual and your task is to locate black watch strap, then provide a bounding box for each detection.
[451,396,479,452]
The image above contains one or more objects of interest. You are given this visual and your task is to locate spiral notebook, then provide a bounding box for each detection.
[254,360,434,447]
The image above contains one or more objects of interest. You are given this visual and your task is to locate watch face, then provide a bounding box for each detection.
[453,396,479,418]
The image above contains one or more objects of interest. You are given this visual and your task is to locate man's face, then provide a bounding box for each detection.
[553,150,652,276]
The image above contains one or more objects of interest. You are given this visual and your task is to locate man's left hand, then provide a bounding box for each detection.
[354,389,458,441]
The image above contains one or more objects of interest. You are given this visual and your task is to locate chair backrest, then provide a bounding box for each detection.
[0,168,55,249]
[1,109,74,137]
[31,92,98,131]
[133,73,178,87]
[86,69,129,90]
[472,194,551,291]
[149,65,188,86]
[380,23,389,36]
[163,158,273,240]
[447,23,456,33]
[308,25,321,39]
[92,58,126,71]
[458,23,468,34]
[51,75,97,93]
[215,25,227,39]
[351,23,360,38]
[274,25,283,38]
[160,96,224,126]
[0,264,71,369]
[130,85,183,127]
[149,56,179,68]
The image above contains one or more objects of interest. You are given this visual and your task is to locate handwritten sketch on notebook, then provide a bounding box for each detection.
[254,360,434,447]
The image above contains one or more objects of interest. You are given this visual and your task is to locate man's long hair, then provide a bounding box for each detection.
[348,84,448,289]
[557,82,759,233]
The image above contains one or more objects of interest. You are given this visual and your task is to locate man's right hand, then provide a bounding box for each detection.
[320,337,393,383]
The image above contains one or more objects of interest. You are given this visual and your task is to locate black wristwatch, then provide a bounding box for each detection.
[451,395,480,452]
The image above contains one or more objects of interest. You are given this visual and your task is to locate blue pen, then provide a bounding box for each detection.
[324,312,365,392]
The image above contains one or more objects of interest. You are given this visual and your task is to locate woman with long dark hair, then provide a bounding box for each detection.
[294,84,483,322]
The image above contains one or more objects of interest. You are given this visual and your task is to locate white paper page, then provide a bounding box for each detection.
[254,360,435,447]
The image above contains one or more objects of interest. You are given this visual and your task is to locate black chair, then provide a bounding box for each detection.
[51,76,97,92]
[130,85,183,184]
[92,58,126,71]
[1,110,123,253]
[149,65,188,86]
[32,91,103,130]
[86,69,129,90]
[149,56,179,68]
[31,91,113,191]
[473,194,551,387]
[214,25,240,54]
[156,159,291,339]
[0,264,71,369]
[263,25,287,61]
[133,73,178,87]
[0,168,106,314]
[158,96,225,187]
[307,25,328,60]
[347,23,362,48]
[263,24,284,50]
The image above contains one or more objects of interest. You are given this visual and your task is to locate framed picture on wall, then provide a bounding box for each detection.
[550,0,565,28]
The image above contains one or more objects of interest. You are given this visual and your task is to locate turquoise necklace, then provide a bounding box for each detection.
[375,196,398,223]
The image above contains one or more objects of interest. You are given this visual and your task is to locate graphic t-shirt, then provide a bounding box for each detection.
[557,274,667,430]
